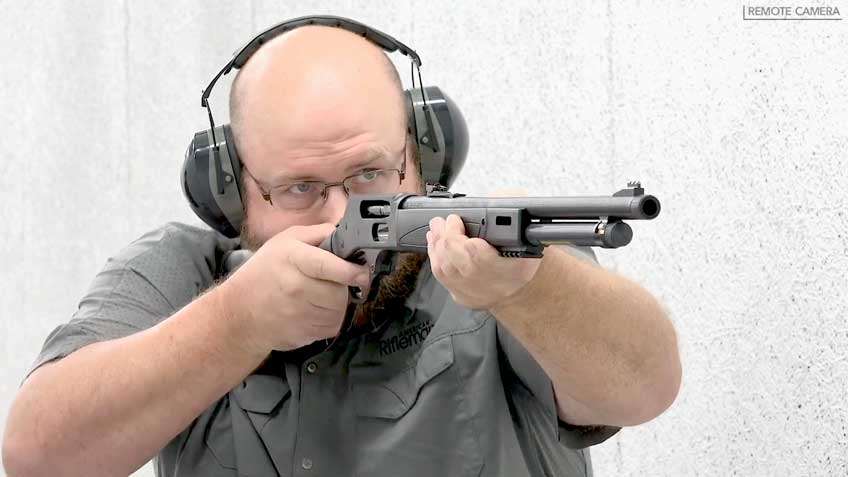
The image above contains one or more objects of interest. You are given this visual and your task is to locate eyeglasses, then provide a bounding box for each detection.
[241,136,408,211]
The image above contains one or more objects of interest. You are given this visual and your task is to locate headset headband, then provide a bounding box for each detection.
[199,15,428,152]
[202,16,422,109]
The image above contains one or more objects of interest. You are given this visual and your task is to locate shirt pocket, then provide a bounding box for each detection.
[349,336,483,477]
[202,373,292,475]
[231,372,292,430]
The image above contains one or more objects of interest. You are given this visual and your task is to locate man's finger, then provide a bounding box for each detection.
[445,214,466,236]
[429,216,444,240]
[290,243,370,288]
[447,238,475,275]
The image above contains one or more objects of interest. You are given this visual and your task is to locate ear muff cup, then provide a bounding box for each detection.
[406,86,468,188]
[182,125,245,238]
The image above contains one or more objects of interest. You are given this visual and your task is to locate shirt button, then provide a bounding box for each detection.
[301,457,313,470]
[306,362,318,374]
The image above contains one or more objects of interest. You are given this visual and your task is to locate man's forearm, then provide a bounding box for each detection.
[490,246,681,427]
[2,283,268,477]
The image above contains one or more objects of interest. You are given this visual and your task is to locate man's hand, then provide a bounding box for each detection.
[219,224,371,354]
[426,214,542,310]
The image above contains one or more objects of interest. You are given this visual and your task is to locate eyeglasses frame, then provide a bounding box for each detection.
[240,133,409,211]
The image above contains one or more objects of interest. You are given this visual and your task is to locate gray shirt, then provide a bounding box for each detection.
[27,222,619,477]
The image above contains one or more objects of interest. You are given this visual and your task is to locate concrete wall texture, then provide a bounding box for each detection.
[1,1,846,476]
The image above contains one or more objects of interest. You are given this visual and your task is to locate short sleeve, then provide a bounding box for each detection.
[25,222,239,380]
[496,244,620,449]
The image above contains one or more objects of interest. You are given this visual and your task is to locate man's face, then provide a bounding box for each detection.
[231,32,425,250]
[239,126,423,251]
[230,27,428,327]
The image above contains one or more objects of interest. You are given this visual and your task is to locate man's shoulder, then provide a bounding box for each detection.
[105,221,241,304]
[113,221,240,267]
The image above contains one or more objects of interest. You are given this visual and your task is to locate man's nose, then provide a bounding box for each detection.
[321,185,349,225]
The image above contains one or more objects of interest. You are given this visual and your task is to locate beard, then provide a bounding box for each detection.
[349,252,427,330]
[239,216,265,253]
[240,217,427,333]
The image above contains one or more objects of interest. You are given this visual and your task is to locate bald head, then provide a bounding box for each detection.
[228,25,406,162]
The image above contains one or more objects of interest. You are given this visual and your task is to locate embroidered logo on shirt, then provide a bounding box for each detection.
[379,320,434,356]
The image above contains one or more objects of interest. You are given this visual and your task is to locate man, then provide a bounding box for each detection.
[3,22,681,477]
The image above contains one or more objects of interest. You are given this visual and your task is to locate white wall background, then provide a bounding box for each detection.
[1,1,846,476]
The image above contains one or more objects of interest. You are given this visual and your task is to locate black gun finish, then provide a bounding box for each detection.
[318,183,660,303]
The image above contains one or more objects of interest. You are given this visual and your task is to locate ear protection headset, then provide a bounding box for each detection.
[182,15,469,238]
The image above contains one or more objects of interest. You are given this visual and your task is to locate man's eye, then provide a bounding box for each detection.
[357,170,380,182]
[286,183,315,195]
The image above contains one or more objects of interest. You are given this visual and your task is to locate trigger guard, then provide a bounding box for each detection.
[349,285,366,304]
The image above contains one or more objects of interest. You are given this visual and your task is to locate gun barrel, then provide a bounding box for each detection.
[401,195,660,220]
[525,221,633,248]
